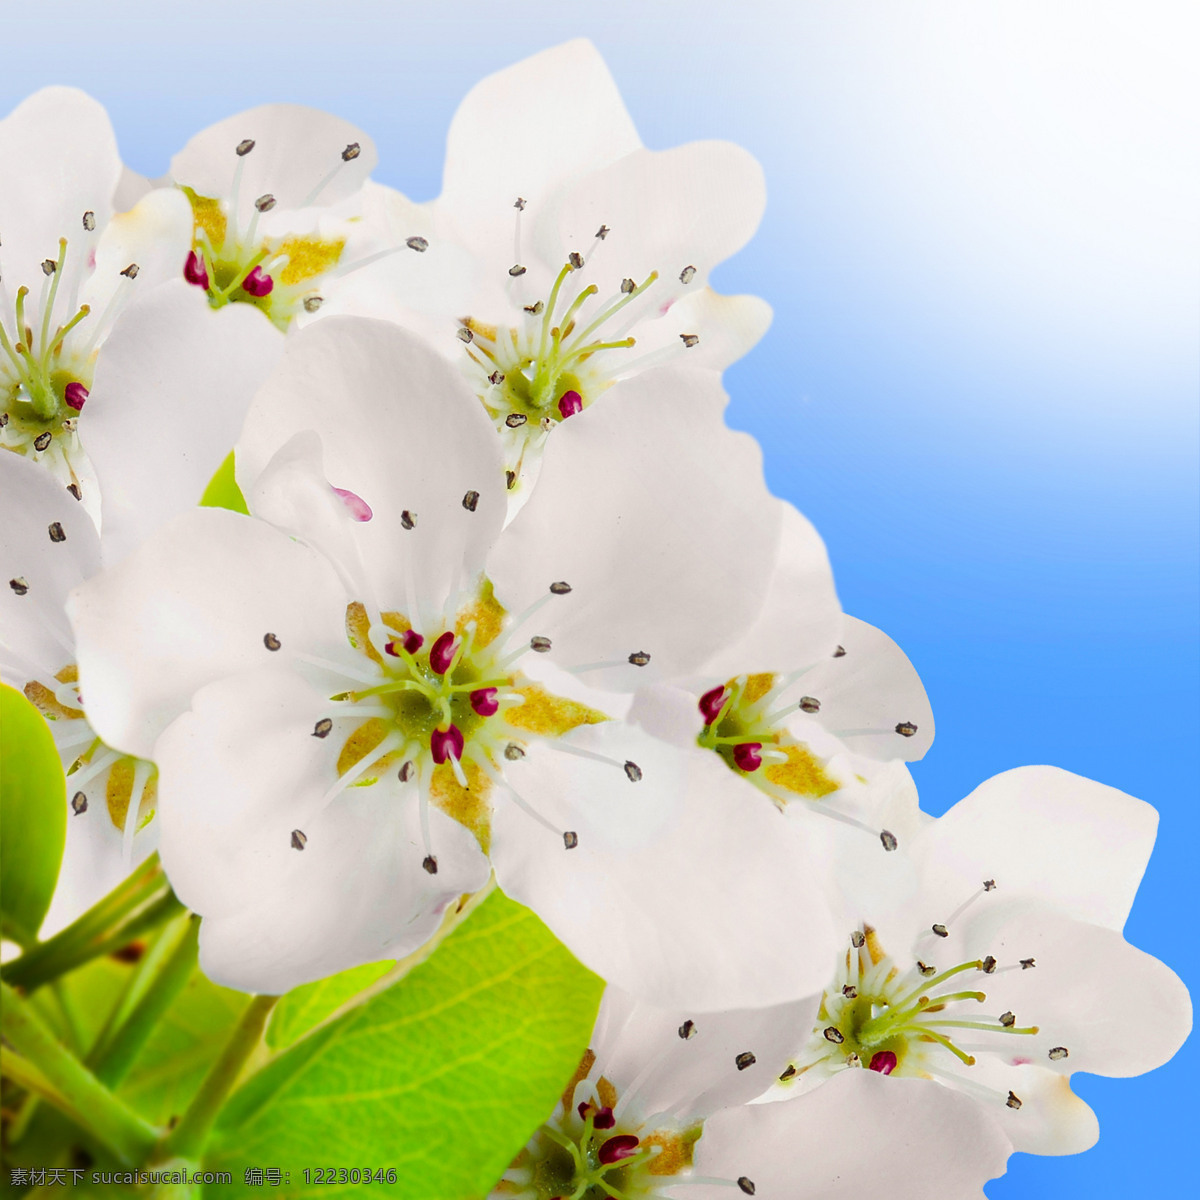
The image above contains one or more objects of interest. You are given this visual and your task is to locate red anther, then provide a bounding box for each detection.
[429,631,457,674]
[557,389,583,419]
[598,1135,640,1165]
[470,687,499,717]
[869,1051,897,1075]
[183,249,209,289]
[698,685,727,726]
[241,265,274,297]
[732,742,763,772]
[577,1101,616,1130]
[385,629,424,657]
[430,725,464,764]
[332,486,372,522]
[64,382,89,411]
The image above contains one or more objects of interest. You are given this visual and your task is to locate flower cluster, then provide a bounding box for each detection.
[0,41,1189,1197]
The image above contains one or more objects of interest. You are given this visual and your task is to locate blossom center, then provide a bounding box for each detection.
[780,927,1039,1086]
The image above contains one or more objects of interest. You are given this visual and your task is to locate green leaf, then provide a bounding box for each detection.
[1,683,67,944]
[207,891,603,1198]
[267,960,394,1050]
[199,451,249,515]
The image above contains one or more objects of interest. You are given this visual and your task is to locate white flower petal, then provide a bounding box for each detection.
[156,668,488,993]
[488,367,782,688]
[693,1070,1011,1200]
[170,104,376,222]
[236,318,505,626]
[82,280,283,564]
[0,451,99,678]
[537,141,766,300]
[0,87,121,289]
[439,39,640,270]
[590,985,819,1124]
[699,502,840,680]
[910,766,1159,932]
[69,508,351,759]
[490,723,838,1011]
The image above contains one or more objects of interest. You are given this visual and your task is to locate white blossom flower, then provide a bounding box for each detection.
[491,984,1011,1200]
[764,767,1192,1157]
[170,105,464,333]
[1,88,193,505]
[70,318,842,1004]
[355,40,772,495]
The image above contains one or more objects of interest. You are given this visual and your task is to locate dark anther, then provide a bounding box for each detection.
[680,265,697,284]
[34,431,53,451]
[737,1179,756,1196]
[342,142,361,161]
[1020,958,1036,970]
[71,791,87,815]
[422,854,438,875]
[400,510,416,530]
[880,829,899,852]
[457,327,474,343]
[514,197,526,210]
[623,761,642,782]
[1049,1046,1069,1061]
[489,370,505,385]
[842,984,858,998]
[833,644,847,657]
[399,761,416,782]
[932,924,948,938]
[999,1011,1016,1027]
[48,522,65,543]
[620,278,636,294]
[563,830,579,850]
[42,259,57,275]
[509,264,526,276]
[918,962,936,977]
[504,744,525,761]
[678,1019,696,1039]
[823,1027,844,1044]
[505,412,527,428]
[530,636,552,653]
[895,721,918,737]
[983,879,997,891]
[67,483,82,501]
[303,296,324,312]
[735,1051,756,1071]
[82,211,96,231]
[798,696,820,713]
[462,490,480,512]
[1006,1091,1023,1110]
[313,718,333,739]
[235,138,255,156]
[505,470,516,489]
[263,632,281,651]
[406,236,429,252]
[595,225,610,240]
[549,581,572,594]
[851,930,866,948]
[254,194,276,212]
[568,251,584,269]
[778,1064,797,1081]
[680,333,699,348]
[980,955,997,974]
[523,301,544,314]
[628,651,651,667]
[290,829,308,851]
[120,263,139,279]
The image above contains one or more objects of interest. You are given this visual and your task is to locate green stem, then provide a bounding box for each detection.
[91,916,201,1088]
[3,859,183,992]
[0,982,159,1165]
[158,993,280,1162]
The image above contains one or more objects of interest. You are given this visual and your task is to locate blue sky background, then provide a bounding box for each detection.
[5,1,1197,1194]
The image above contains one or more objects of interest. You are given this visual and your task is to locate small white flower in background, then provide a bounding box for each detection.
[351,39,772,498]
[0,88,193,507]
[169,105,467,332]
[69,318,846,1005]
[764,767,1191,1157]
[491,984,1011,1200]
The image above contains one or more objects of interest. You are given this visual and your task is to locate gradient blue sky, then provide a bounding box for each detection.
[5,2,1197,1195]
